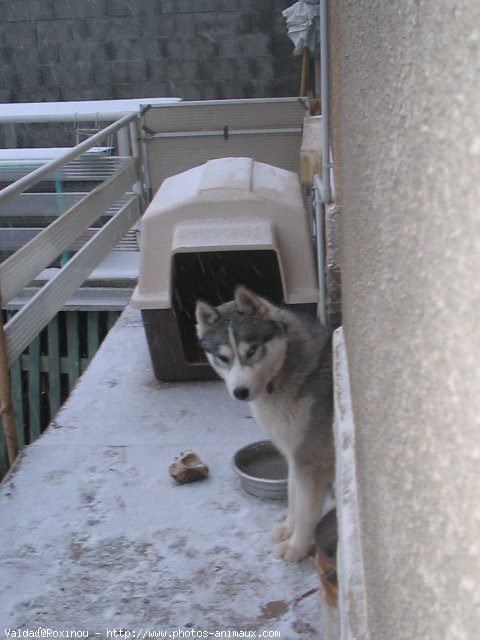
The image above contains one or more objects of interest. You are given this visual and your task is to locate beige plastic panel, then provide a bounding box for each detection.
[131,157,318,310]
[143,98,306,192]
[300,115,324,186]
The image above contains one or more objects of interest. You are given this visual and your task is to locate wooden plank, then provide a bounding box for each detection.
[32,354,92,376]
[10,358,25,449]
[107,311,119,331]
[66,313,80,390]
[47,315,61,419]
[0,307,18,465]
[87,311,100,360]
[0,428,7,479]
[11,310,121,452]
[27,335,41,441]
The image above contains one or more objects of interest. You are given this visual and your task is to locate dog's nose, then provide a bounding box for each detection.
[233,387,249,401]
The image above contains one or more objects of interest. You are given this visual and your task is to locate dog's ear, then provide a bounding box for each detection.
[195,300,219,338]
[234,285,274,317]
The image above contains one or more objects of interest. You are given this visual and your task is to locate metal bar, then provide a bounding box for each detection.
[314,175,327,327]
[27,335,41,441]
[0,112,138,208]
[4,196,140,365]
[149,127,302,139]
[0,228,91,252]
[130,120,141,162]
[140,118,152,199]
[130,118,148,208]
[0,192,84,217]
[150,97,303,108]
[320,0,332,203]
[0,161,129,184]
[0,227,139,252]
[0,159,137,305]
[5,287,134,312]
[117,127,131,156]
[0,194,130,228]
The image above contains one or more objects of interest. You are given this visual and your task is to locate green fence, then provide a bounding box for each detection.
[0,309,120,479]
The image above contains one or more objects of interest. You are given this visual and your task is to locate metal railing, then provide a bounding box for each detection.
[0,112,146,467]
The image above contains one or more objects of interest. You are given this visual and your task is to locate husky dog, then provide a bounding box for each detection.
[195,286,334,561]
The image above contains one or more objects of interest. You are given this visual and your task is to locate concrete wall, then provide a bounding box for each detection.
[0,0,300,146]
[331,1,480,638]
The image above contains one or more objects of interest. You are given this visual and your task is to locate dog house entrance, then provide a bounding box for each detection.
[172,250,284,365]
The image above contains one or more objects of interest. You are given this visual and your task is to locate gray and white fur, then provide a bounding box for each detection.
[195,286,334,561]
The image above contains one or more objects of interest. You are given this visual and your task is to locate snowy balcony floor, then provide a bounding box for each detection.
[0,307,324,638]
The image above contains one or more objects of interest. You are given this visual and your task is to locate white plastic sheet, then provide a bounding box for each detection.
[282,0,320,55]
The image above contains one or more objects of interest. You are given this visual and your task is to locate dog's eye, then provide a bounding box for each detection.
[246,345,258,358]
[217,354,230,364]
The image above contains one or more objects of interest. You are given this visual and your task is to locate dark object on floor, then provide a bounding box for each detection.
[169,451,209,484]
[315,508,338,607]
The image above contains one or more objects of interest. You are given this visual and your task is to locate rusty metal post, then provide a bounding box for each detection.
[0,300,18,466]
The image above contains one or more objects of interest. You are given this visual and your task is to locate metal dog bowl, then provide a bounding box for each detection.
[233,440,288,500]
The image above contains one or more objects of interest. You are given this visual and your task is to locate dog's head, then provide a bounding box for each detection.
[195,286,288,402]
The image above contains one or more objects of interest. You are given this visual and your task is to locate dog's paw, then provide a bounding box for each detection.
[273,540,310,562]
[271,521,293,542]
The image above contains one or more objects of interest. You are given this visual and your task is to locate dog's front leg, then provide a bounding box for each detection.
[273,464,327,561]
[271,461,295,542]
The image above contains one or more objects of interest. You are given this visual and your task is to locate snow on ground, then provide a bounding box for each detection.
[0,307,324,639]
[35,252,140,283]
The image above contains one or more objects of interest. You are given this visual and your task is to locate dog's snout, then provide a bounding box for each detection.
[233,386,250,401]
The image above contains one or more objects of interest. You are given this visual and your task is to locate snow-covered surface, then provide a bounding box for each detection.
[0,98,181,123]
[86,252,140,280]
[36,252,140,282]
[0,147,112,161]
[333,327,368,640]
[0,306,324,638]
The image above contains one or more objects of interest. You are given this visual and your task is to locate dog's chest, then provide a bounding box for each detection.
[249,393,313,459]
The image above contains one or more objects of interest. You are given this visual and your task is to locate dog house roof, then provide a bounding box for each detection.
[131,157,318,309]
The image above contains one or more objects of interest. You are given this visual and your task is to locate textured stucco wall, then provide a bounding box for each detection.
[332,1,480,638]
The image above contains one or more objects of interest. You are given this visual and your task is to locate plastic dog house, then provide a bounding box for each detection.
[131,157,318,381]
